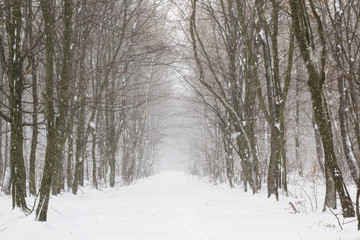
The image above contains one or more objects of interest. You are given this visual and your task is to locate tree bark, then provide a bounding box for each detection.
[5,0,29,213]
[26,0,38,196]
[72,100,85,194]
[52,0,73,195]
[2,124,11,195]
[67,130,74,189]
[311,115,325,176]
[36,0,57,221]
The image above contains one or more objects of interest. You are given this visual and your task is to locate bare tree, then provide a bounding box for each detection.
[0,0,29,213]
[36,0,57,221]
[289,0,354,217]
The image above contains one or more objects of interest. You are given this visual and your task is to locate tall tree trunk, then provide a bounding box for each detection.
[295,78,303,176]
[52,0,73,195]
[6,0,29,213]
[36,0,57,221]
[312,89,353,216]
[27,0,38,196]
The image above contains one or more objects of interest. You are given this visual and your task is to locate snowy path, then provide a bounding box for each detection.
[0,171,359,240]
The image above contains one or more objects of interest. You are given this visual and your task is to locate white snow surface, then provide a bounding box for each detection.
[1,171,359,240]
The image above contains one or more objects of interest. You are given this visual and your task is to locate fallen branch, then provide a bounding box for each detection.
[289,201,298,213]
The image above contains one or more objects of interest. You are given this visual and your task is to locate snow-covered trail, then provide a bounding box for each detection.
[0,171,358,240]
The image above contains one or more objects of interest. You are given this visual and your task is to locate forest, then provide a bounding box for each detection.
[0,0,360,234]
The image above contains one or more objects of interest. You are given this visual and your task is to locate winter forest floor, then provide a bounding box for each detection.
[1,171,359,240]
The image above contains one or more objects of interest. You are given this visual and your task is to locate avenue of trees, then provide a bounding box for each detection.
[0,0,360,230]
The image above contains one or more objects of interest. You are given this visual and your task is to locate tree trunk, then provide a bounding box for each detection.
[91,129,98,189]
[36,0,57,221]
[67,131,74,189]
[348,78,360,155]
[295,77,303,176]
[338,75,359,183]
[323,166,337,210]
[27,0,38,196]
[224,135,234,188]
[52,0,73,195]
[312,113,325,175]
[311,90,354,217]
[356,173,360,230]
[2,124,11,195]
[6,0,29,213]
[73,100,85,194]
[109,148,116,188]
[0,115,2,184]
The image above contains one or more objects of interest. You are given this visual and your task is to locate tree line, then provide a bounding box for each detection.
[184,0,360,228]
[0,0,170,221]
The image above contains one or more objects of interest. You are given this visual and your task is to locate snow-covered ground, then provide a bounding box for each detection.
[1,171,359,240]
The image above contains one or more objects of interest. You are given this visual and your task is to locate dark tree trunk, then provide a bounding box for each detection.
[5,0,29,213]
[2,124,11,195]
[52,0,73,195]
[67,131,74,189]
[26,0,38,196]
[312,89,353,217]
[36,0,57,221]
[267,128,280,199]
